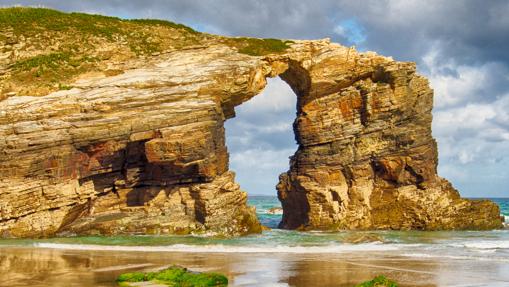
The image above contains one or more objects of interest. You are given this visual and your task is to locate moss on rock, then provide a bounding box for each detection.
[226,37,294,56]
[117,266,228,287]
[355,275,398,287]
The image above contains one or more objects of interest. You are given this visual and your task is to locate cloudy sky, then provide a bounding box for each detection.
[3,0,508,197]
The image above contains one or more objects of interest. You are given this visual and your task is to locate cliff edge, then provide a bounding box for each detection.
[0,8,502,237]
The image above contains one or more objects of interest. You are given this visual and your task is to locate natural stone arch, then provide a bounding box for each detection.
[260,42,502,231]
[0,39,502,238]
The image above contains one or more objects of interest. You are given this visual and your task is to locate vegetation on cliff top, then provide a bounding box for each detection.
[0,7,293,97]
[226,37,294,56]
[116,266,228,287]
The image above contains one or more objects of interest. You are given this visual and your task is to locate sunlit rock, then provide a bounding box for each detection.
[0,38,502,238]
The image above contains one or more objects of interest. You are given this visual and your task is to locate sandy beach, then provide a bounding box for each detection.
[1,245,508,287]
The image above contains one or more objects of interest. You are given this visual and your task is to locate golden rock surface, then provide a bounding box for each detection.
[0,39,502,237]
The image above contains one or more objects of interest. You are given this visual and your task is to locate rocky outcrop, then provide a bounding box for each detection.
[0,46,265,237]
[276,43,502,231]
[0,38,502,237]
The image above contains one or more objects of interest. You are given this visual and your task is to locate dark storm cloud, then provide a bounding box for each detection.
[333,1,509,65]
[2,0,508,196]
[6,0,508,66]
[5,1,509,94]
[1,0,335,38]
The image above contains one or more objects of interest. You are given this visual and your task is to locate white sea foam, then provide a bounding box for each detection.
[449,240,509,250]
[258,208,283,215]
[402,252,509,262]
[462,241,509,250]
[32,242,411,254]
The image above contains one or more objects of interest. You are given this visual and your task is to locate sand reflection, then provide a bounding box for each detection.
[1,247,509,286]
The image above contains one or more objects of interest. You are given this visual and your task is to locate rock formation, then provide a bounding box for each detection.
[0,9,503,238]
[275,45,502,231]
[0,46,267,237]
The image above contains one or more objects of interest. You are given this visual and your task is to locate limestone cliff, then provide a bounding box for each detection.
[0,8,502,237]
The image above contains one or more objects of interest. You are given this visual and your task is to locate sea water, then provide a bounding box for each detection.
[0,196,507,260]
[0,196,508,286]
[493,197,509,226]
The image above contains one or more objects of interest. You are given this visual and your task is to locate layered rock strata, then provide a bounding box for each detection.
[0,39,502,237]
[276,43,502,230]
[0,46,265,237]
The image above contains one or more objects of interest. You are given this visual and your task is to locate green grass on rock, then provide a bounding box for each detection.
[0,7,294,97]
[355,275,398,287]
[227,37,294,56]
[117,266,228,287]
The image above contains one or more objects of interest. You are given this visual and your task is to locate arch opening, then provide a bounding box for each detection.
[225,76,297,228]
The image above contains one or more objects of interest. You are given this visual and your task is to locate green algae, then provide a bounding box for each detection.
[117,266,228,287]
[355,275,398,287]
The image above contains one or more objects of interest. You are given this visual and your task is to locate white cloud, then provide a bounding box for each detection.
[433,97,509,166]
[230,148,296,171]
[382,0,438,26]
[422,47,497,109]
[225,77,298,194]
[493,95,509,129]
[235,121,292,134]
[457,150,475,165]
[433,104,497,135]
[238,77,296,113]
[437,163,467,180]
[333,25,346,37]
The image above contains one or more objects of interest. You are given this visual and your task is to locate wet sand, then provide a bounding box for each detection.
[1,246,509,286]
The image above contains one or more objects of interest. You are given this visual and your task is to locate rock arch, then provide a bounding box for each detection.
[0,39,502,238]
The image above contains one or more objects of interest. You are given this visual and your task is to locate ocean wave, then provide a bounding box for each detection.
[257,208,283,215]
[450,240,509,250]
[402,252,509,262]
[32,242,414,254]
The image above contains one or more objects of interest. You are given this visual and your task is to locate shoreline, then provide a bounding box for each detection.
[1,196,507,286]
[1,245,509,287]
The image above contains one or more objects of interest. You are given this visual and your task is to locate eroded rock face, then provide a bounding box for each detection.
[0,39,502,238]
[0,46,265,237]
[275,42,502,231]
